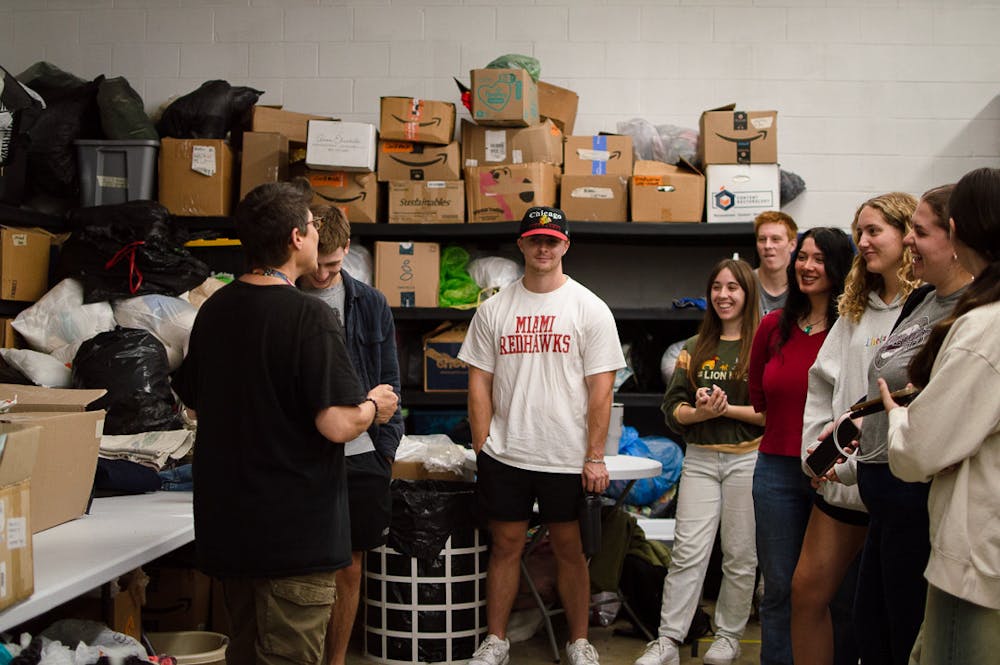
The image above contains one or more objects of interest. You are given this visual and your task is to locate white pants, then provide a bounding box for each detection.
[657,445,758,642]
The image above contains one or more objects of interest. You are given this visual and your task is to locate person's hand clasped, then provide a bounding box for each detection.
[694,384,728,421]
[582,459,609,494]
[367,384,399,425]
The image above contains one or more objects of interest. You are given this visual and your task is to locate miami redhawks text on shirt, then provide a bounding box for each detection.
[499,314,572,354]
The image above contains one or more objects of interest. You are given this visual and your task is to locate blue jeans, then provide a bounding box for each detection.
[855,462,930,665]
[752,452,814,665]
[918,585,1000,664]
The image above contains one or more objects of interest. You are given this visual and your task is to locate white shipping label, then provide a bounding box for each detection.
[464,158,479,167]
[571,186,614,200]
[512,149,523,164]
[191,145,217,177]
[577,148,611,161]
[426,181,446,189]
[7,517,25,550]
[11,234,27,247]
[751,117,774,130]
[656,185,676,193]
[0,561,6,598]
[484,130,507,162]
[97,175,128,189]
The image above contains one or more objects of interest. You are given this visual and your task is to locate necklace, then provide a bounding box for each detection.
[801,314,825,334]
[251,267,294,286]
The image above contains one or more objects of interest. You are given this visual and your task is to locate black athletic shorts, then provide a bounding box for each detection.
[476,451,583,523]
[346,450,393,551]
[814,493,870,527]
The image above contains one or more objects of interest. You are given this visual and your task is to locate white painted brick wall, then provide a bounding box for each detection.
[1,0,996,227]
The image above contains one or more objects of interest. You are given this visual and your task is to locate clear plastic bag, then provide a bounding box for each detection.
[11,277,116,364]
[616,117,698,166]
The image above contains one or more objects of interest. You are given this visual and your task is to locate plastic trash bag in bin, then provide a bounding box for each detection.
[387,479,478,560]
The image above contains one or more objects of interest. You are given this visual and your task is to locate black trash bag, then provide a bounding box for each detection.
[0,66,45,205]
[780,168,807,204]
[58,200,210,303]
[72,327,183,435]
[97,77,158,140]
[156,79,263,148]
[17,63,104,199]
[387,479,478,560]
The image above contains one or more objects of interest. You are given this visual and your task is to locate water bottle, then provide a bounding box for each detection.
[579,492,603,557]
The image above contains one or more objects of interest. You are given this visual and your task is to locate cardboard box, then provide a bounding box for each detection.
[465,162,558,223]
[460,119,563,168]
[374,241,440,307]
[630,159,706,223]
[158,138,234,216]
[377,140,461,182]
[423,324,469,392]
[391,459,473,483]
[388,181,464,224]
[0,318,20,348]
[305,120,377,173]
[470,68,539,127]
[0,227,52,302]
[560,175,628,222]
[0,423,39,612]
[144,566,212,632]
[251,106,334,145]
[302,169,378,224]
[379,97,456,146]
[0,384,106,533]
[699,105,778,165]
[538,80,579,135]
[564,135,634,176]
[705,163,781,223]
[239,131,289,200]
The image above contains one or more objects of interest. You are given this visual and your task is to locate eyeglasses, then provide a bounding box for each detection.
[309,217,324,231]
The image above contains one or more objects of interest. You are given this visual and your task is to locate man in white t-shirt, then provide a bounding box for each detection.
[459,206,626,665]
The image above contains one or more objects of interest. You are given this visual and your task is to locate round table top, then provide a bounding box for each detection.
[606,454,662,481]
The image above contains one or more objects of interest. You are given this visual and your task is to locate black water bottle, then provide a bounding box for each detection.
[580,492,603,557]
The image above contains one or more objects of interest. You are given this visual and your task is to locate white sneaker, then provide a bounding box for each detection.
[566,638,601,665]
[703,635,741,665]
[468,634,510,665]
[633,637,679,665]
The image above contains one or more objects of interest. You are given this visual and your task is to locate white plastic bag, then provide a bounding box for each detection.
[344,243,373,286]
[113,294,197,371]
[11,278,115,364]
[468,256,522,291]
[0,348,72,387]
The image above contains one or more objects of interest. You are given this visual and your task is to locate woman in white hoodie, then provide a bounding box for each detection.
[792,192,919,665]
[880,166,1000,663]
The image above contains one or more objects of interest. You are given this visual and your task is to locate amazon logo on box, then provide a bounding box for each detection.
[376,140,461,182]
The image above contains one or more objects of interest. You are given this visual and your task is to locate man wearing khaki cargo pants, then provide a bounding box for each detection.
[459,206,626,665]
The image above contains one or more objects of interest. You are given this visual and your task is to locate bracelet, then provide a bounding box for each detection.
[366,397,379,423]
[584,457,605,465]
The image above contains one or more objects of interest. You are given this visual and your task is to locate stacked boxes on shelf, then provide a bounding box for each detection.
[561,134,632,222]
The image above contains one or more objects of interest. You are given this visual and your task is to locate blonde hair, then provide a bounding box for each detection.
[838,192,920,322]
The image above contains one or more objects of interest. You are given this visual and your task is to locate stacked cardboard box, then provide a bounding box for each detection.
[699,104,780,223]
[378,97,463,224]
[561,134,633,222]
[630,159,706,223]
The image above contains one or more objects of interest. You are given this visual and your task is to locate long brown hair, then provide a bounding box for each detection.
[909,168,1000,387]
[839,192,920,322]
[687,258,760,388]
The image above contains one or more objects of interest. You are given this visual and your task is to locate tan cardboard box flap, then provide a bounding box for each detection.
[537,80,579,135]
[379,97,456,146]
[0,423,40,487]
[0,384,106,412]
[0,409,105,533]
[240,131,289,200]
[251,106,334,144]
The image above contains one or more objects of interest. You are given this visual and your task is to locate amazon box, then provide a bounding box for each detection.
[239,131,289,200]
[377,140,460,182]
[560,175,628,222]
[564,135,633,177]
[538,80,578,135]
[301,168,378,223]
[251,106,334,145]
[465,162,558,223]
[374,241,440,307]
[471,68,539,127]
[699,105,778,165]
[423,324,469,392]
[705,163,780,223]
[388,181,464,224]
[305,120,377,172]
[461,119,563,168]
[379,97,455,146]
[631,159,705,223]
[158,138,234,216]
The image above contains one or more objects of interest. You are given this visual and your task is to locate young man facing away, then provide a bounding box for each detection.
[172,179,399,665]
[754,210,798,315]
[299,204,404,665]
[458,206,627,665]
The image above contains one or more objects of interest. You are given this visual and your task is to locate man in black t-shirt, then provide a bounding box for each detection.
[172,179,398,665]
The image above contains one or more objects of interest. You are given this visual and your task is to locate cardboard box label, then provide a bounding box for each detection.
[309,173,347,188]
[191,146,216,176]
[570,186,614,200]
[7,517,25,549]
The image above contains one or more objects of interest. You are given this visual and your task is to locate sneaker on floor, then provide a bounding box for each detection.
[468,634,510,665]
[633,636,679,665]
[703,635,741,665]
[566,638,601,665]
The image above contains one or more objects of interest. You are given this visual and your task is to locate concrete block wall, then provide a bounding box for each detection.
[2,0,998,227]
